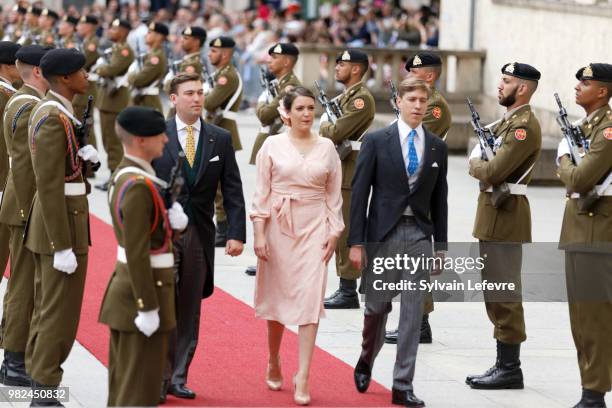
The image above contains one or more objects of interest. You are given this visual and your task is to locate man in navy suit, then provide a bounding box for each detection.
[152,73,246,401]
[349,78,448,407]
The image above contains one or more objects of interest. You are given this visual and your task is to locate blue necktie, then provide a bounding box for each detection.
[406,129,419,176]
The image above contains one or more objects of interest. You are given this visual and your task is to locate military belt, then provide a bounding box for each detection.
[570,185,612,199]
[64,182,86,196]
[116,246,174,268]
[484,183,527,195]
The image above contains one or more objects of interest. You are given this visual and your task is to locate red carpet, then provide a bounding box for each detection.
[75,216,393,407]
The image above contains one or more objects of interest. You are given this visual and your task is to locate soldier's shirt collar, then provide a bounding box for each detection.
[278,71,293,84]
[343,80,363,97]
[585,105,609,126]
[24,83,45,98]
[503,104,530,121]
[48,90,74,115]
[184,52,200,60]
[124,153,156,176]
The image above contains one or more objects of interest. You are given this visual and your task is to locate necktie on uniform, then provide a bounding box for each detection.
[185,125,195,166]
[406,129,419,176]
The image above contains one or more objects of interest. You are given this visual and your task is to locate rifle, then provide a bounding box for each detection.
[164,151,186,206]
[388,80,400,118]
[467,97,495,161]
[135,43,145,70]
[554,93,587,165]
[259,66,278,99]
[201,57,215,90]
[76,95,100,173]
[314,80,342,124]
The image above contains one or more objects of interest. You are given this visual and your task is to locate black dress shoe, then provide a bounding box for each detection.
[215,220,228,247]
[0,352,31,387]
[30,381,64,407]
[572,388,607,408]
[324,289,341,302]
[385,328,399,344]
[95,179,110,192]
[168,383,196,399]
[419,314,432,344]
[468,341,523,389]
[245,265,256,276]
[353,359,371,393]
[323,292,359,309]
[391,388,425,407]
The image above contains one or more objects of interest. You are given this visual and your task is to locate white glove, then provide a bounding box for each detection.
[134,309,160,337]
[319,112,329,128]
[53,248,78,274]
[257,90,270,104]
[77,145,100,163]
[556,138,571,165]
[469,144,482,161]
[0,191,3,203]
[168,202,188,231]
[203,82,211,95]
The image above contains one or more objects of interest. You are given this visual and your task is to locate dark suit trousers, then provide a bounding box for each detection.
[360,216,430,392]
[165,224,207,386]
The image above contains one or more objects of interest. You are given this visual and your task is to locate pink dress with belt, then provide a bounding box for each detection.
[250,133,344,325]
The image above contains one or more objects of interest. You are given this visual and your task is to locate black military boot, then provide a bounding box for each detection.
[324,278,360,309]
[30,380,64,407]
[159,379,169,404]
[572,388,607,408]
[215,220,228,247]
[419,314,432,344]
[384,328,399,344]
[0,351,31,387]
[465,341,501,384]
[245,265,256,276]
[468,341,524,389]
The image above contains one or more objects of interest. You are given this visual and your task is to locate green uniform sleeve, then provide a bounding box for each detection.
[320,95,374,144]
[128,52,165,88]
[204,69,239,112]
[11,102,37,213]
[97,46,134,78]
[423,102,451,138]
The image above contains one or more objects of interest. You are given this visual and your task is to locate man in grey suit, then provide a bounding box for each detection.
[348,78,448,407]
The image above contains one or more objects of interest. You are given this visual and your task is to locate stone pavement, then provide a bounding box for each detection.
[1,110,608,407]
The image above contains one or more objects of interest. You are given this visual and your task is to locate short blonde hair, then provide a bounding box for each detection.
[398,77,432,98]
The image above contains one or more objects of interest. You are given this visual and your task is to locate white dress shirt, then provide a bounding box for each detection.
[397,118,426,216]
[175,115,201,153]
[49,90,74,115]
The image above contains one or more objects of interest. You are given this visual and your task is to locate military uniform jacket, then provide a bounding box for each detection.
[10,23,25,42]
[204,63,243,150]
[180,52,203,76]
[471,105,541,242]
[99,157,176,332]
[255,71,301,135]
[73,35,99,108]
[24,92,90,255]
[19,26,40,46]
[319,81,375,189]
[96,41,134,113]
[559,104,612,249]
[127,46,167,92]
[0,85,43,226]
[423,87,452,140]
[0,78,17,193]
[39,29,56,47]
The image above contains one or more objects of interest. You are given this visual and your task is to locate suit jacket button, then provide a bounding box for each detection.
[156,280,163,287]
[137,298,144,309]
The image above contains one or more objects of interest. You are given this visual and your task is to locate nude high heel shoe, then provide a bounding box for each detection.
[265,356,283,391]
[293,375,311,406]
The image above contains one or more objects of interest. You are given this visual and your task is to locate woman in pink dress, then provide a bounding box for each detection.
[250,87,344,405]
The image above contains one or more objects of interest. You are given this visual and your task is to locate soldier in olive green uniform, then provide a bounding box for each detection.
[8,5,27,42]
[23,49,97,402]
[99,106,186,407]
[94,18,134,191]
[17,6,42,46]
[204,36,243,246]
[557,63,612,408]
[386,52,453,345]
[37,8,59,47]
[466,63,542,390]
[0,44,49,387]
[320,49,375,309]
[127,22,168,113]
[57,15,80,49]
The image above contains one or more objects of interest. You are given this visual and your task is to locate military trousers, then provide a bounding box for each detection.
[249,131,269,165]
[335,188,361,280]
[108,328,169,407]
[0,222,11,345]
[132,94,162,114]
[565,251,612,393]
[25,252,88,386]
[1,225,35,352]
[99,110,124,173]
[479,241,526,344]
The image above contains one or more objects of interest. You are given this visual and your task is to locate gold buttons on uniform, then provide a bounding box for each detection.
[137,298,144,309]
[589,212,594,217]
[73,210,78,215]
[156,280,163,287]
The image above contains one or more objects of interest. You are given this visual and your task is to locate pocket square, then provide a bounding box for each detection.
[432,162,439,167]
[210,155,220,162]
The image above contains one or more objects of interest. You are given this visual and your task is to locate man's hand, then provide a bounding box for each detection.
[468,144,482,161]
[349,245,366,271]
[77,145,100,163]
[168,202,188,231]
[53,248,78,274]
[556,138,571,165]
[431,250,446,276]
[322,235,338,265]
[225,239,243,256]
[134,309,160,337]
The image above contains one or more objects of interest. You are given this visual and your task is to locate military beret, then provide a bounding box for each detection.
[335,49,368,63]
[209,36,235,48]
[16,44,49,66]
[268,43,299,56]
[405,52,442,71]
[117,106,166,137]
[111,18,131,30]
[148,22,169,36]
[79,15,99,25]
[501,62,541,81]
[63,15,80,26]
[41,8,59,20]
[13,5,27,15]
[182,26,207,42]
[27,6,43,16]
[575,63,612,83]
[40,48,85,76]
[0,41,21,65]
